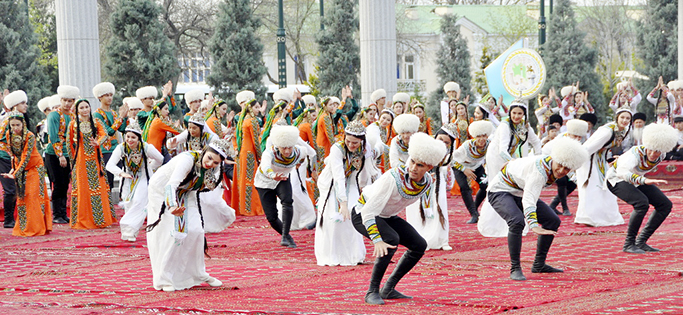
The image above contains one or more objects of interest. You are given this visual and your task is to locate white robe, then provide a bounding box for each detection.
[406,163,453,250]
[278,162,316,230]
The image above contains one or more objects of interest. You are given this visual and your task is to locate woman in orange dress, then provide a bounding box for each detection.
[67,99,116,229]
[231,99,264,216]
[142,100,184,163]
[1,111,52,236]
[412,103,433,135]
[205,99,229,139]
[314,97,340,167]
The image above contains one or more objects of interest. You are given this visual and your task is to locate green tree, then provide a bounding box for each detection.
[207,0,267,110]
[0,0,51,132]
[315,0,360,98]
[472,45,495,97]
[104,0,180,96]
[427,13,472,125]
[28,0,58,93]
[541,0,606,122]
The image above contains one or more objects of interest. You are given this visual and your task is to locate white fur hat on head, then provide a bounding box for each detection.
[566,119,589,137]
[551,137,589,170]
[443,81,460,94]
[302,94,316,105]
[409,132,447,166]
[560,86,576,98]
[270,125,300,148]
[616,81,631,91]
[642,123,678,153]
[124,97,144,110]
[3,90,27,109]
[236,90,255,105]
[48,95,61,109]
[328,96,341,106]
[371,89,386,103]
[468,120,493,137]
[392,92,410,104]
[393,114,420,134]
[136,86,158,99]
[92,82,115,98]
[274,88,292,103]
[667,80,683,91]
[57,85,80,100]
[184,89,205,104]
[200,99,211,111]
[37,96,51,112]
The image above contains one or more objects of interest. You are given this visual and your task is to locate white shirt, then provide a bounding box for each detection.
[254,143,316,190]
[452,139,489,171]
[605,145,662,187]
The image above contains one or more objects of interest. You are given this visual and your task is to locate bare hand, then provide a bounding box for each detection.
[531,226,557,235]
[1,173,14,179]
[89,137,99,147]
[170,206,186,216]
[0,89,8,104]
[273,173,288,181]
[463,95,470,105]
[339,202,350,221]
[118,103,129,118]
[644,178,668,186]
[548,87,556,98]
[261,100,268,115]
[463,168,476,182]
[59,155,67,167]
[373,241,397,258]
[119,172,133,179]
[162,80,173,97]
[167,137,177,149]
[310,170,318,182]
[293,88,301,100]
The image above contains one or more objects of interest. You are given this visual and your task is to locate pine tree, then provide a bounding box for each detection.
[316,0,360,98]
[104,0,180,96]
[472,45,495,97]
[29,0,58,93]
[541,0,606,122]
[0,0,51,132]
[207,0,267,109]
[427,13,472,125]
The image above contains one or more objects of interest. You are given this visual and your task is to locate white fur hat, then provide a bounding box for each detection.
[37,96,51,112]
[443,81,460,94]
[560,86,576,98]
[302,94,316,105]
[393,114,420,134]
[550,137,589,170]
[409,132,447,166]
[236,90,255,105]
[3,90,27,109]
[392,92,410,104]
[468,120,493,137]
[667,80,683,90]
[184,89,205,104]
[616,81,630,91]
[328,96,341,106]
[135,86,158,99]
[642,123,678,153]
[566,119,589,137]
[48,95,61,109]
[270,125,300,148]
[57,85,80,100]
[273,88,292,103]
[124,97,144,110]
[371,89,386,103]
[92,82,115,98]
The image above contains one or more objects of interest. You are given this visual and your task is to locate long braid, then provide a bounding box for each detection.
[196,190,210,258]
[90,114,107,178]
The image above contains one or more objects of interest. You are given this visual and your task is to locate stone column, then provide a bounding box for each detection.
[359,0,397,107]
[55,0,101,108]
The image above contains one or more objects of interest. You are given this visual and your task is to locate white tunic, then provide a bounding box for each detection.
[277,161,317,230]
[406,162,453,250]
[389,136,409,168]
[605,145,662,187]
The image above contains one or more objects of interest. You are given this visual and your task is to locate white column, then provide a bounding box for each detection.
[359,0,397,107]
[679,0,682,79]
[55,0,101,108]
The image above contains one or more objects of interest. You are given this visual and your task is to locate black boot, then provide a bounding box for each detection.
[558,185,572,216]
[380,250,424,299]
[280,204,296,248]
[508,232,526,281]
[365,247,396,305]
[549,195,561,215]
[52,198,68,224]
[635,207,671,252]
[3,194,15,228]
[624,210,647,254]
[531,234,563,273]
[466,207,479,224]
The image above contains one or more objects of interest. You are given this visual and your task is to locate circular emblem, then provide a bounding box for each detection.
[501,48,546,100]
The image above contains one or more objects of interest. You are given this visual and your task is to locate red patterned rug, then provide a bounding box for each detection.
[1,187,683,314]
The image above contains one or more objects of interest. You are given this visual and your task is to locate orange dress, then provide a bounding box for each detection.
[146,117,182,154]
[206,115,225,139]
[67,119,116,229]
[298,122,318,203]
[5,131,52,236]
[231,115,263,216]
[419,117,433,135]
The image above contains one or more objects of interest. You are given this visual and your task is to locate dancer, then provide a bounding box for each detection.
[389,114,419,168]
[453,121,494,224]
[352,132,446,304]
[370,89,387,112]
[255,125,316,248]
[534,88,561,136]
[232,99,264,216]
[609,79,641,113]
[606,123,678,254]
[575,108,631,227]
[412,103,432,135]
[145,138,231,292]
[440,82,460,125]
[366,108,394,172]
[315,121,377,266]
[92,82,129,189]
[645,77,679,125]
[391,93,410,116]
[106,123,163,241]
[1,110,52,236]
[182,89,205,127]
[142,99,183,163]
[488,137,588,280]
[0,90,27,228]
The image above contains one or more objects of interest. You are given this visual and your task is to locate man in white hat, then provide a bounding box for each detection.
[0,90,29,228]
[606,123,678,254]
[46,85,79,224]
[352,132,447,305]
[370,89,387,111]
[389,114,420,168]
[123,97,144,127]
[93,82,129,188]
[488,137,589,281]
[135,81,176,129]
[35,96,52,154]
[182,89,205,127]
[440,82,460,126]
[391,92,410,116]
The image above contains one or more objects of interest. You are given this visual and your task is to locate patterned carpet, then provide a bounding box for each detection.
[1,187,683,314]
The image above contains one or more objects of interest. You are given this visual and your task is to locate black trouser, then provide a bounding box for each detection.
[665,147,683,160]
[102,152,115,190]
[256,177,294,237]
[489,191,561,271]
[0,157,16,223]
[45,153,71,219]
[453,165,487,217]
[352,209,427,292]
[550,176,577,212]
[607,181,672,247]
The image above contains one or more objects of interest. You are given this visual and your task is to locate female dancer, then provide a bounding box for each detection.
[411,103,432,135]
[452,121,493,224]
[232,99,264,216]
[366,108,394,173]
[142,100,184,163]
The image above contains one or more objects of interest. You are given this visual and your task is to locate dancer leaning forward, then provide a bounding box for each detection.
[606,123,678,254]
[488,137,589,281]
[352,132,447,305]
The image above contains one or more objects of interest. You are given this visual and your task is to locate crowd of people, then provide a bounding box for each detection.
[0,75,682,304]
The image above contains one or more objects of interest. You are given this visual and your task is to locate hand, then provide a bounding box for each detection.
[463,95,470,105]
[273,173,288,181]
[310,170,318,182]
[531,226,557,235]
[118,103,129,118]
[59,155,67,167]
[162,80,173,97]
[261,100,268,115]
[373,241,397,258]
[548,87,556,98]
[293,88,301,100]
[0,89,8,104]
[644,178,668,186]
[658,76,664,89]
[169,206,186,216]
[89,137,99,147]
[119,172,133,179]
[463,168,476,182]
[1,173,14,179]
[339,202,350,221]
[167,137,177,149]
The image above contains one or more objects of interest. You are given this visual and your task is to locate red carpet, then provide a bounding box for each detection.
[1,187,683,314]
